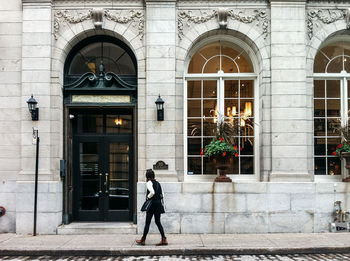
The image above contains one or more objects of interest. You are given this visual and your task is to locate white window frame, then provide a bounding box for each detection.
[183,37,259,182]
[313,72,350,181]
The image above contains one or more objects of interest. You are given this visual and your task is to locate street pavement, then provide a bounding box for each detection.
[1,233,350,257]
[1,254,350,260]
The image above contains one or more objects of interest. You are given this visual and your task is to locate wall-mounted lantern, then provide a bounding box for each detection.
[26,95,39,121]
[155,95,164,121]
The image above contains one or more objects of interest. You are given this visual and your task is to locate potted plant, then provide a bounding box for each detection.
[332,124,350,181]
[202,120,239,182]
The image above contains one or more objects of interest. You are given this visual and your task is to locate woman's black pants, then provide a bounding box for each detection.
[142,211,165,239]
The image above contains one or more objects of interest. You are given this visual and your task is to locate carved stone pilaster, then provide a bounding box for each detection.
[53,9,145,40]
[177,9,269,40]
[307,8,348,39]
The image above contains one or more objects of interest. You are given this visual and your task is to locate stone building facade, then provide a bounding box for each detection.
[1,0,350,234]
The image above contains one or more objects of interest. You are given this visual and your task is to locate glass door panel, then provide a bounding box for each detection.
[109,142,130,210]
[79,142,100,211]
[105,138,133,221]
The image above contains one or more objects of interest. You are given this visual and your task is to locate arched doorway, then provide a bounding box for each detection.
[63,35,137,222]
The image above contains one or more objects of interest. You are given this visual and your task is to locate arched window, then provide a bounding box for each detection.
[185,40,257,177]
[314,41,350,176]
[64,36,137,86]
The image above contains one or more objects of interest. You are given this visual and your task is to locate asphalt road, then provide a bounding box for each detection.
[1,254,350,261]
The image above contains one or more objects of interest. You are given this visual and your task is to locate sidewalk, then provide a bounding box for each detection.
[1,233,350,256]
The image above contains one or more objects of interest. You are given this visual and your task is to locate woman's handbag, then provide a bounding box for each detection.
[141,198,152,212]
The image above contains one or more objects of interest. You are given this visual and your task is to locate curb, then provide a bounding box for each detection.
[1,247,350,256]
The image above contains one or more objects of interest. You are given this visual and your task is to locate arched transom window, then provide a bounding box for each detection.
[185,41,257,177]
[64,36,137,86]
[314,41,350,176]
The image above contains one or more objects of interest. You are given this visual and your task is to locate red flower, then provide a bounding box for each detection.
[332,151,337,156]
[200,148,203,156]
[234,145,237,150]
[331,147,335,151]
[240,148,243,151]
[219,138,224,142]
[337,143,343,149]
[222,152,227,157]
[234,153,238,157]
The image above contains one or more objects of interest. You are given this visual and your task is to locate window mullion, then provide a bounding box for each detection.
[343,78,348,126]
[219,78,225,119]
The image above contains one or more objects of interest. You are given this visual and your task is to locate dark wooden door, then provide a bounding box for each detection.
[72,109,133,221]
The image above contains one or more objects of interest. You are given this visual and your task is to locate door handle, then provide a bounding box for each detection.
[105,173,109,193]
[99,173,102,193]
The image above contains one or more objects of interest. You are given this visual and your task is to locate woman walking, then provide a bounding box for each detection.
[136,169,168,246]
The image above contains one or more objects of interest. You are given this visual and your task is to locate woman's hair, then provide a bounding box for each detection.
[146,169,155,181]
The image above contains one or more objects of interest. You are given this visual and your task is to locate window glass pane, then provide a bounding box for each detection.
[203,137,214,148]
[326,99,340,117]
[314,80,325,98]
[314,51,329,73]
[79,142,99,210]
[327,138,341,155]
[188,138,201,155]
[240,157,254,174]
[344,55,350,73]
[188,52,206,74]
[240,118,254,137]
[314,99,325,117]
[241,138,254,155]
[77,114,103,133]
[225,80,239,98]
[224,99,238,117]
[203,99,217,117]
[327,56,343,73]
[327,118,340,136]
[188,100,201,117]
[221,56,238,73]
[188,119,201,136]
[227,156,239,175]
[67,42,136,79]
[314,138,325,155]
[188,157,201,175]
[240,99,254,118]
[203,119,216,137]
[314,157,326,175]
[326,80,340,98]
[199,42,220,59]
[203,81,217,98]
[203,56,220,73]
[328,157,341,175]
[314,119,325,136]
[106,114,132,134]
[235,55,253,72]
[203,157,216,175]
[221,45,239,60]
[240,80,254,98]
[187,81,201,98]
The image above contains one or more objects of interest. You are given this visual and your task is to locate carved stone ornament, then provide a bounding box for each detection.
[217,8,228,29]
[307,8,348,39]
[178,9,269,40]
[54,9,145,40]
[92,9,103,29]
[153,161,168,170]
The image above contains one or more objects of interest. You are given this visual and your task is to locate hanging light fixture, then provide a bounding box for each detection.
[244,102,252,117]
[114,116,123,126]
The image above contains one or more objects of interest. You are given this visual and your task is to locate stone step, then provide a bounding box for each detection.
[57,222,137,235]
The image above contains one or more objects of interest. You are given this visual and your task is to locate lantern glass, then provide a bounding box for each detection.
[27,95,37,112]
